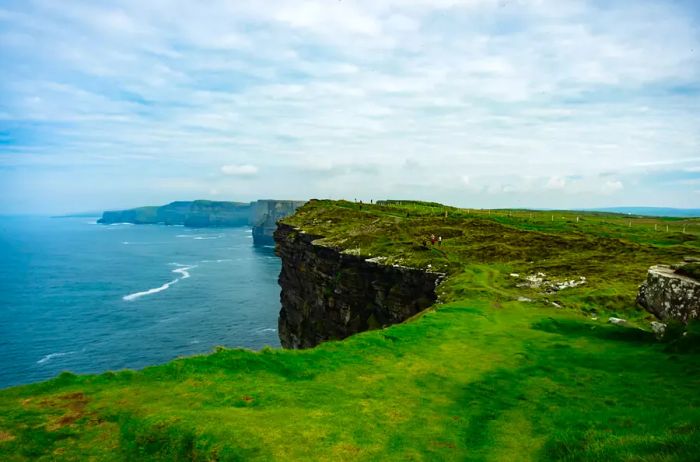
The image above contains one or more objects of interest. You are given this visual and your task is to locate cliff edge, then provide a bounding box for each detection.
[274,222,444,348]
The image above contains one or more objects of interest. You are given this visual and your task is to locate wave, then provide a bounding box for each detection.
[123,280,176,301]
[255,328,277,333]
[176,234,223,240]
[172,266,194,279]
[109,222,134,226]
[123,264,197,301]
[37,351,75,365]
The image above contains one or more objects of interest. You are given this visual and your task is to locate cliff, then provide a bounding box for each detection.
[184,200,251,227]
[637,263,700,323]
[251,200,306,246]
[274,222,444,348]
[98,200,251,227]
[3,200,700,460]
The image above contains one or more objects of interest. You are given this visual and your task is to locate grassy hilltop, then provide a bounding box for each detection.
[1,200,700,461]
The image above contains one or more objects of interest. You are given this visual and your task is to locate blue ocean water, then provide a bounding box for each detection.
[0,216,281,389]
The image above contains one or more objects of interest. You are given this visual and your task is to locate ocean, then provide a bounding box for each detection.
[0,216,282,389]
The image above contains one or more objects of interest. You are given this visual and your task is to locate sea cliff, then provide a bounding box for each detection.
[274,222,444,348]
[251,200,306,246]
[1,199,700,460]
[98,200,251,227]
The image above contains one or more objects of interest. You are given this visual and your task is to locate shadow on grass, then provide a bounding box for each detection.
[531,317,654,344]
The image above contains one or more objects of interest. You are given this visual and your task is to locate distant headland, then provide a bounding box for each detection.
[98,199,306,245]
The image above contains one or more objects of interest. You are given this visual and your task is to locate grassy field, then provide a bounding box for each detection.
[1,200,699,461]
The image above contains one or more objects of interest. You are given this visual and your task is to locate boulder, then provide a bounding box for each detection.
[637,264,700,323]
[608,317,627,325]
[650,321,667,339]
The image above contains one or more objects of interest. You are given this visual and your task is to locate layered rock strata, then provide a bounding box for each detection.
[251,200,306,246]
[275,223,444,348]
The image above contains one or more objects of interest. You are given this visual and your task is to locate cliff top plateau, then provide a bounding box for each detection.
[2,200,700,461]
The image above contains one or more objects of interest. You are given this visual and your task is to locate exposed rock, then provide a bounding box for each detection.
[251,200,306,246]
[650,321,667,339]
[184,200,251,227]
[274,223,445,349]
[517,296,532,302]
[637,264,700,323]
[608,317,627,325]
[514,272,586,293]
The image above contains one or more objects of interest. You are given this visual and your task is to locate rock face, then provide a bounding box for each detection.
[274,223,445,349]
[98,200,251,227]
[98,201,192,225]
[637,264,700,323]
[183,200,251,227]
[251,200,306,246]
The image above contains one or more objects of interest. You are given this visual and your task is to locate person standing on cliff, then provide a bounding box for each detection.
[430,234,436,245]
[438,236,442,245]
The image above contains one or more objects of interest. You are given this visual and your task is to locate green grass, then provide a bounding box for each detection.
[1,200,699,461]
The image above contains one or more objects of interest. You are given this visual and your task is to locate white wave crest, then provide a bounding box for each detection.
[256,328,277,333]
[37,351,75,365]
[123,265,197,301]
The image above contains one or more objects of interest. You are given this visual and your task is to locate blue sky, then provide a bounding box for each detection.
[1,0,699,214]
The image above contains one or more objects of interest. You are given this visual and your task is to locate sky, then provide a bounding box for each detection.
[1,0,699,214]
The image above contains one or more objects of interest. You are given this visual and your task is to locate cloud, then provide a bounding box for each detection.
[1,0,699,212]
[220,164,258,176]
[545,176,566,190]
[602,179,624,194]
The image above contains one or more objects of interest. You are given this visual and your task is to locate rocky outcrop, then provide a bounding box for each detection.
[251,200,306,246]
[637,264,700,323]
[98,200,252,227]
[274,223,445,349]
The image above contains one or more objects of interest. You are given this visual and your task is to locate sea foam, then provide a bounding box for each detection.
[37,351,74,365]
[123,264,196,301]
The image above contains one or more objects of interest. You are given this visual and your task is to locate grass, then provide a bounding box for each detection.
[1,200,699,461]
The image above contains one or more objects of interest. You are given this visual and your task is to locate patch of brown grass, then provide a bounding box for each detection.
[0,430,15,443]
[41,392,93,431]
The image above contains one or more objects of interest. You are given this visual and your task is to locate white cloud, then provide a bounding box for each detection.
[545,176,566,190]
[602,180,624,194]
[220,164,258,176]
[1,0,699,212]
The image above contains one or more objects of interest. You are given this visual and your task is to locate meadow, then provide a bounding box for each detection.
[1,200,698,461]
